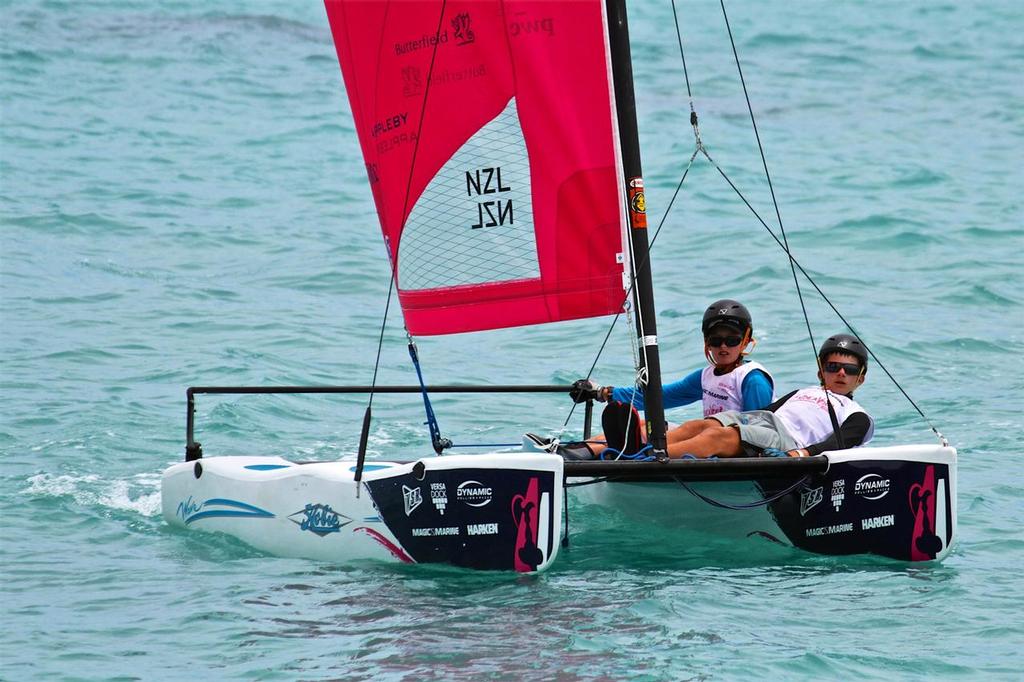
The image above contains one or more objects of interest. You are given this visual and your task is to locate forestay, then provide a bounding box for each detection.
[325,1,630,335]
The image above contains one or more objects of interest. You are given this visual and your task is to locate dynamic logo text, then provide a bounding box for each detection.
[854,474,891,500]
[457,480,493,507]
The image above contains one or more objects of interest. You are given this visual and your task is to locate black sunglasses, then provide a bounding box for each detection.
[706,335,743,348]
[823,361,862,375]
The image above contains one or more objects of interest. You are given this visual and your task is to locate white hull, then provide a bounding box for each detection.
[163,453,564,572]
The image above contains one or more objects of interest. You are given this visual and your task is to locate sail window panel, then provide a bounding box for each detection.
[398,98,537,291]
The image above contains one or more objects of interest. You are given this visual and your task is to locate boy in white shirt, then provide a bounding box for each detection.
[662,333,874,459]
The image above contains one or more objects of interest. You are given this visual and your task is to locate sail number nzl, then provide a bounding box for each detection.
[466,166,513,229]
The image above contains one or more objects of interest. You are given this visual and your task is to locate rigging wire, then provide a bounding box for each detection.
[555,148,700,438]
[562,0,947,447]
[671,0,693,100]
[701,155,948,444]
[358,1,453,471]
[710,1,945,444]
[366,276,397,412]
[716,0,844,445]
[717,0,818,364]
[353,273,396,493]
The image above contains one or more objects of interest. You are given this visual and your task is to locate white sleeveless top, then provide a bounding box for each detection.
[700,361,774,417]
[774,387,874,450]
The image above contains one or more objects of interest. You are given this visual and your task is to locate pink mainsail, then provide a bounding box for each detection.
[324,1,628,335]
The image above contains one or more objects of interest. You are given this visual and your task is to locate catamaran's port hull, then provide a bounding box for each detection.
[162,454,564,572]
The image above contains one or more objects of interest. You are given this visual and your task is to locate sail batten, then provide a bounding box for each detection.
[325,1,629,335]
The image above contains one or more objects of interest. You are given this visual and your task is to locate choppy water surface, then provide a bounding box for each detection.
[3,1,1023,679]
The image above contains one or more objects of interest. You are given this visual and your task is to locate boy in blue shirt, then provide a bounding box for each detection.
[559,299,774,459]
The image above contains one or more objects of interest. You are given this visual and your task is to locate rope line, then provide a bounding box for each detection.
[365,0,949,452]
[558,149,700,435]
[717,0,847,442]
[600,444,658,462]
[676,475,810,510]
[408,339,451,454]
[718,0,818,361]
[667,1,946,445]
[362,2,451,455]
[701,152,947,444]
[365,276,395,413]
[448,442,522,449]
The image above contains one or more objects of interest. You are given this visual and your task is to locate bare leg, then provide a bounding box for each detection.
[666,418,717,444]
[588,417,724,456]
[667,424,744,459]
[591,417,716,451]
[580,434,607,456]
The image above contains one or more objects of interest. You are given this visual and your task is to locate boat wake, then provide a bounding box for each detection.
[23,471,162,517]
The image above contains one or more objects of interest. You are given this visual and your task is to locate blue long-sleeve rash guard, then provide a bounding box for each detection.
[609,366,773,413]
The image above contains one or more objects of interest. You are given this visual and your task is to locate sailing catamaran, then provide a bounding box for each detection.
[161,0,957,571]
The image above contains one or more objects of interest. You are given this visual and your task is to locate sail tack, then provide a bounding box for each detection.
[325,1,629,335]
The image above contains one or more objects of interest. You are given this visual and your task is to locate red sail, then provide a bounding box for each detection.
[325,1,628,335]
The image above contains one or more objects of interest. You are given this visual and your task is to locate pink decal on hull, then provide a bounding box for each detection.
[909,466,942,560]
[511,477,543,572]
[355,527,415,564]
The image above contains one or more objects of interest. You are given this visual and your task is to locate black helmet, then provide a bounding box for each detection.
[818,333,868,372]
[702,299,752,335]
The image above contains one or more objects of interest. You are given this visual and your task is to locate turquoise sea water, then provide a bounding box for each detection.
[3,1,1023,679]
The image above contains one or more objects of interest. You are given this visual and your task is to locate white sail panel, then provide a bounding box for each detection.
[397,98,537,291]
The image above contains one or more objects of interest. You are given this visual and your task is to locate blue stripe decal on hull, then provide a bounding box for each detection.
[177,496,275,525]
[186,509,274,524]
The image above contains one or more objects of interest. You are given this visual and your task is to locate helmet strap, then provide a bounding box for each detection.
[738,330,754,357]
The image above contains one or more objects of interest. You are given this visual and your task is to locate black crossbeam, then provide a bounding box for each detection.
[562,456,827,481]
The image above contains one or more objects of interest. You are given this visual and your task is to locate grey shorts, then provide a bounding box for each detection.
[709,410,800,454]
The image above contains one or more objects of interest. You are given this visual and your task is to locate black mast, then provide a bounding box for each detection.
[605,0,667,455]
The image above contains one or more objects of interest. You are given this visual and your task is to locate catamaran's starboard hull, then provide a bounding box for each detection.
[573,444,957,562]
[161,454,564,572]
[770,445,956,561]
